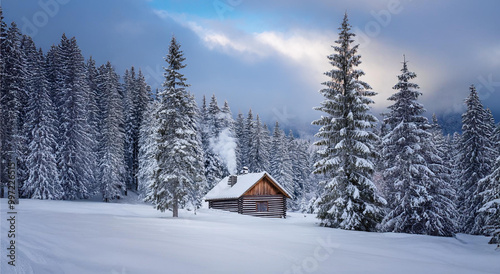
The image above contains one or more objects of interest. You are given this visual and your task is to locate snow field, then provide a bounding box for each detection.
[1,199,499,274]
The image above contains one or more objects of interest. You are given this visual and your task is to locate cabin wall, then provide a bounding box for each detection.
[208,199,239,212]
[241,195,286,218]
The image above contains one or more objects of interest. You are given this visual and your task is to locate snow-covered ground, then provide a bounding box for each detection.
[1,198,499,274]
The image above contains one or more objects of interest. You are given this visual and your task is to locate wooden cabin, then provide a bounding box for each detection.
[204,172,292,218]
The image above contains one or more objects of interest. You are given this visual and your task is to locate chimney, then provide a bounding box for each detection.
[228,175,237,187]
[241,166,249,174]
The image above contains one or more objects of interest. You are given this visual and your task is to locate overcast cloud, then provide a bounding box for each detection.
[2,0,500,136]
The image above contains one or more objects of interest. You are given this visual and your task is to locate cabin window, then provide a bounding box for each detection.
[256,201,268,212]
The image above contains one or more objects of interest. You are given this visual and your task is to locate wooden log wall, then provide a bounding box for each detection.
[241,195,286,218]
[208,199,239,212]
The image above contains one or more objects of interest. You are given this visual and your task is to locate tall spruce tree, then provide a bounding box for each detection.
[19,35,40,193]
[269,122,293,199]
[289,131,311,211]
[96,62,126,202]
[241,109,255,170]
[123,68,135,192]
[312,13,384,231]
[22,48,63,199]
[426,114,458,236]
[56,35,95,200]
[145,36,206,217]
[458,85,494,234]
[381,58,456,236]
[248,115,271,173]
[235,111,245,172]
[123,67,150,192]
[84,57,100,194]
[137,91,159,198]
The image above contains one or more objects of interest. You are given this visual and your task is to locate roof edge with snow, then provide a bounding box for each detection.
[204,172,292,201]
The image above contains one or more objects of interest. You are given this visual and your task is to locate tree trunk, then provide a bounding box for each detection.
[173,198,179,217]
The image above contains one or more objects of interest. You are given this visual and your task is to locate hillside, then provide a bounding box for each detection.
[1,199,499,274]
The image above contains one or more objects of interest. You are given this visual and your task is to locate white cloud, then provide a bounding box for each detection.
[153,9,456,118]
[153,9,334,83]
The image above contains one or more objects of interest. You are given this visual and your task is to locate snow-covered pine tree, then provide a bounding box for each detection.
[123,67,136,193]
[381,58,456,236]
[96,62,126,202]
[381,57,431,234]
[485,108,498,161]
[450,132,462,200]
[18,35,38,196]
[220,101,235,129]
[84,56,100,194]
[248,115,270,173]
[312,13,384,231]
[307,145,325,214]
[477,155,500,244]
[131,70,150,189]
[298,141,322,214]
[137,90,159,198]
[493,122,500,151]
[208,95,222,135]
[458,85,494,234]
[235,111,245,171]
[22,48,63,199]
[145,36,206,217]
[426,114,458,236]
[123,67,150,192]
[1,22,26,200]
[289,131,311,211]
[56,34,95,200]
[241,109,255,170]
[269,122,294,205]
[203,94,227,186]
[372,123,388,203]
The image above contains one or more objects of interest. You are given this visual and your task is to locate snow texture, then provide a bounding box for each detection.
[0,199,498,274]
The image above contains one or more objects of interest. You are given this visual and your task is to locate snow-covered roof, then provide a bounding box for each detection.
[204,172,291,201]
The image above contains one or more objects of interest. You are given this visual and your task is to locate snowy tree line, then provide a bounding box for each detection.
[0,11,317,214]
[0,10,150,202]
[313,13,499,244]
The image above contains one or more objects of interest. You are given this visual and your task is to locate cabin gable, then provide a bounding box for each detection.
[243,176,281,196]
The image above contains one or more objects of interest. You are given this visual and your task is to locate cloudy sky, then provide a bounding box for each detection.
[2,0,500,136]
